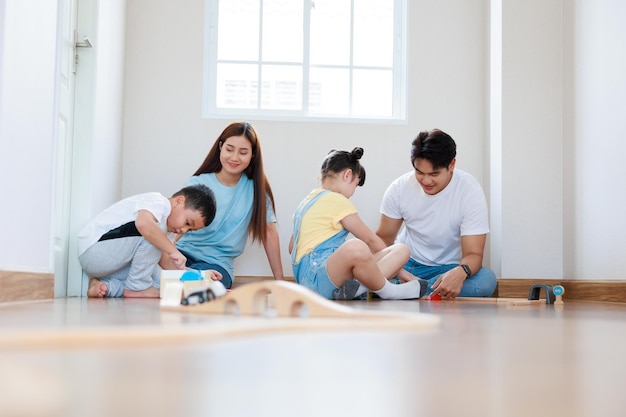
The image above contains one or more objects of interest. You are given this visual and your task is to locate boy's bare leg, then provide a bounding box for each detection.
[87,278,108,298]
[123,287,160,298]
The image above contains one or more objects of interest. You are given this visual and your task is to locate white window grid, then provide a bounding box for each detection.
[202,0,407,123]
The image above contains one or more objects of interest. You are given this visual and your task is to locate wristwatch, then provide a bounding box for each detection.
[460,264,472,279]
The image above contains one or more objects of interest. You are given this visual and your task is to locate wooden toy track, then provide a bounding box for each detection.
[0,282,438,351]
[161,280,439,330]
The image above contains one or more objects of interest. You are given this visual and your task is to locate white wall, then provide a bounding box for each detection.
[0,0,58,273]
[497,0,565,279]
[566,0,626,279]
[0,0,5,126]
[495,0,626,281]
[121,0,488,279]
[88,1,126,215]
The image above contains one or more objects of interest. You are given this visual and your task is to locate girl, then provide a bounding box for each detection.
[290,148,427,300]
[161,122,283,288]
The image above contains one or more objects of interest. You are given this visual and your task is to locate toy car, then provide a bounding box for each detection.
[181,280,227,305]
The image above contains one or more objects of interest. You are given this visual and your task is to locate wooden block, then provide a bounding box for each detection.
[160,282,184,307]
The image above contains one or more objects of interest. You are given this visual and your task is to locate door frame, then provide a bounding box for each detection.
[54,0,98,297]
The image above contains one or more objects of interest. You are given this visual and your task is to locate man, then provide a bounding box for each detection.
[376,129,496,298]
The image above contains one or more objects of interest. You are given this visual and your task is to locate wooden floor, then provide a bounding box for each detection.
[1,296,625,417]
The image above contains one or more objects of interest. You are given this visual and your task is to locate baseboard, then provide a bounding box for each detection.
[0,270,54,302]
[236,276,626,304]
[2,273,623,304]
[495,278,626,303]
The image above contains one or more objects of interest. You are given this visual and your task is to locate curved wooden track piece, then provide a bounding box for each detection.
[162,280,439,326]
[0,283,438,350]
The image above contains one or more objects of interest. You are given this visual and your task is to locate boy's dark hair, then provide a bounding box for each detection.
[172,184,217,226]
[411,129,457,170]
[321,147,366,186]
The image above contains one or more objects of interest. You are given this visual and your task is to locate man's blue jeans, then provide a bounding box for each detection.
[400,258,497,297]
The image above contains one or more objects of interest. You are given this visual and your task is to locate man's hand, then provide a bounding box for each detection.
[429,267,466,298]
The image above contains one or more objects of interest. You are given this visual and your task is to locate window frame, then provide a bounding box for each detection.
[202,0,407,124]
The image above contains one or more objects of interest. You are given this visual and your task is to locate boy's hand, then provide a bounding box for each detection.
[207,270,223,281]
[168,250,187,269]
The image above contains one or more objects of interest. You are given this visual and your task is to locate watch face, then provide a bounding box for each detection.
[461,264,471,277]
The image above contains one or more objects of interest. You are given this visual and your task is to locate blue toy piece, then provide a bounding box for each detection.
[553,285,564,296]
[179,270,204,281]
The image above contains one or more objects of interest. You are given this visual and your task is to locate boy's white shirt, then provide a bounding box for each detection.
[77,192,173,256]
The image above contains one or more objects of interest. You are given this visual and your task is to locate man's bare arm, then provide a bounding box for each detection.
[376,214,404,247]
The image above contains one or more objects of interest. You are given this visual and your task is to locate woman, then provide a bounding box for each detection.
[162,121,283,288]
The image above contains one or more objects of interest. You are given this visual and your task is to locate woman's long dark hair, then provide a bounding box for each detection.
[193,121,275,243]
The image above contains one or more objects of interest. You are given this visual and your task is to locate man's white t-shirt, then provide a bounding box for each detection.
[380,169,489,266]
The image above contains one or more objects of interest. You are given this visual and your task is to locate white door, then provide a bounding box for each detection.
[53,0,79,297]
[54,0,97,297]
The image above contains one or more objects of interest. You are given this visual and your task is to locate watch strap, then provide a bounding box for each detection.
[460,264,472,279]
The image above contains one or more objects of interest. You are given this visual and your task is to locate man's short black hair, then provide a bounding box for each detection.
[411,129,457,170]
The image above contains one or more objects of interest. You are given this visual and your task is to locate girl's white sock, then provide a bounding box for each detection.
[374,279,422,300]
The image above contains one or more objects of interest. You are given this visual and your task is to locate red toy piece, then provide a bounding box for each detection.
[426,293,442,301]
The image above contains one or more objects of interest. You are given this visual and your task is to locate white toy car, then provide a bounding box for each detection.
[181,280,228,305]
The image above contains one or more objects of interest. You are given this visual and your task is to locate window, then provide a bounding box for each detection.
[203,0,407,122]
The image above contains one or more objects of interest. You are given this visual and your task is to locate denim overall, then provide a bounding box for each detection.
[291,190,349,299]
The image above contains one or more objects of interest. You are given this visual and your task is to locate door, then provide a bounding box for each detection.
[53,0,79,297]
[54,0,96,297]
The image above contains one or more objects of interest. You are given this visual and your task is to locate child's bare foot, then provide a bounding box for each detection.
[87,278,107,298]
[123,287,160,298]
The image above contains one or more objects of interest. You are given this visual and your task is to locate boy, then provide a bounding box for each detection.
[78,184,217,298]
